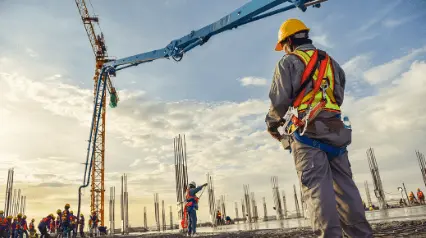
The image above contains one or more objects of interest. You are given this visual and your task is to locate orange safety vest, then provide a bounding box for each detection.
[289,49,340,114]
[185,189,199,208]
[29,222,34,230]
[418,191,424,199]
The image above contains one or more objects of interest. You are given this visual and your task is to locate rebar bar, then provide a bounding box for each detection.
[271,176,283,220]
[161,200,166,231]
[282,190,287,218]
[262,197,267,221]
[250,192,258,222]
[416,151,426,187]
[143,207,147,229]
[207,173,216,226]
[364,181,372,207]
[169,206,173,230]
[234,202,239,223]
[367,147,386,209]
[154,193,160,231]
[293,184,301,218]
[174,134,189,229]
[4,169,14,216]
[241,199,246,223]
[243,185,252,223]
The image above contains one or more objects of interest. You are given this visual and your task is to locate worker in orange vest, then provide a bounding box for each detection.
[184,181,207,236]
[266,18,372,237]
[417,188,425,204]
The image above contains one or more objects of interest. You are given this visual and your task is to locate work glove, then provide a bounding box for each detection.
[202,183,208,187]
[267,126,282,141]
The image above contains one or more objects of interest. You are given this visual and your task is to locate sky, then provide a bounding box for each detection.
[1,0,426,228]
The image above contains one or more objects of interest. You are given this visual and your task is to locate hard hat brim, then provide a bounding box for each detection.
[275,42,283,51]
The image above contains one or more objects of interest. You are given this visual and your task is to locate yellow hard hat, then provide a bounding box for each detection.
[65,204,70,209]
[70,211,73,214]
[23,215,27,219]
[80,214,84,217]
[7,216,12,219]
[57,209,62,214]
[31,219,35,222]
[275,18,310,51]
[17,213,22,218]
[0,210,3,214]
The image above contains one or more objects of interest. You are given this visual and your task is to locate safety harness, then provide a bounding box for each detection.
[281,49,348,160]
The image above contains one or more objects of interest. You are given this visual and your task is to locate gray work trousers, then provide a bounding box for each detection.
[291,139,373,238]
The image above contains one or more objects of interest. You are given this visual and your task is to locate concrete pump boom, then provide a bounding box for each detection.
[77,0,327,224]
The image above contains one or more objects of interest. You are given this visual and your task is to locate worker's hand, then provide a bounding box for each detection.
[267,126,282,141]
[203,183,208,187]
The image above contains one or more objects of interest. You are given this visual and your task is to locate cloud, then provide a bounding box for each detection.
[363,46,426,85]
[129,159,141,167]
[382,14,424,28]
[311,34,333,49]
[238,77,268,87]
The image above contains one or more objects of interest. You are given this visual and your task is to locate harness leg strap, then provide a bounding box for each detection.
[293,132,347,160]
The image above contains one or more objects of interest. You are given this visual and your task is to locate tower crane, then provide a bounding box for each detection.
[76,0,327,228]
[74,0,119,228]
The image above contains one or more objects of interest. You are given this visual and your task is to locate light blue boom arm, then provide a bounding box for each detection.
[103,0,325,73]
[77,0,326,220]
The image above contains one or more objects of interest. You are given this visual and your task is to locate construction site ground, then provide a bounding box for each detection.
[111,219,426,238]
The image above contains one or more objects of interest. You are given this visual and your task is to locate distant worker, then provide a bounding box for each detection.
[56,209,62,235]
[70,211,77,237]
[5,216,13,238]
[216,210,222,225]
[22,215,29,238]
[61,204,72,237]
[89,211,99,236]
[0,210,5,238]
[409,191,417,205]
[225,216,231,225]
[417,188,425,205]
[266,18,373,237]
[79,214,85,238]
[28,219,37,238]
[38,214,54,238]
[185,181,207,236]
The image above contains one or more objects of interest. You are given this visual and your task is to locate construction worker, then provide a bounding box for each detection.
[216,210,222,225]
[417,188,425,205]
[61,204,72,237]
[78,214,85,238]
[21,215,29,238]
[266,18,372,237]
[38,214,54,238]
[70,211,77,237]
[28,219,37,238]
[56,209,62,235]
[185,181,207,236]
[5,216,13,238]
[409,191,417,205]
[88,211,99,237]
[0,210,5,238]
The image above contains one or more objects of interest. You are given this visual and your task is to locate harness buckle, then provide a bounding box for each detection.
[281,106,299,136]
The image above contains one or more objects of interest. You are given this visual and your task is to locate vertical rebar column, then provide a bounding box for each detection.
[207,173,216,226]
[299,186,305,218]
[154,193,160,232]
[11,189,16,216]
[220,195,227,223]
[241,199,246,223]
[234,202,239,223]
[4,169,14,216]
[271,176,283,220]
[250,192,258,222]
[109,186,115,235]
[161,200,166,231]
[124,174,128,234]
[169,206,173,230]
[364,181,372,207]
[293,185,301,218]
[282,191,287,219]
[174,134,189,231]
[262,197,267,221]
[367,147,386,209]
[243,185,252,223]
[143,207,147,229]
[120,175,124,234]
[23,196,26,215]
[15,189,21,216]
[416,151,426,187]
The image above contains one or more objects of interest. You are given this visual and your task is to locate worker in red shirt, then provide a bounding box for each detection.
[417,188,425,204]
